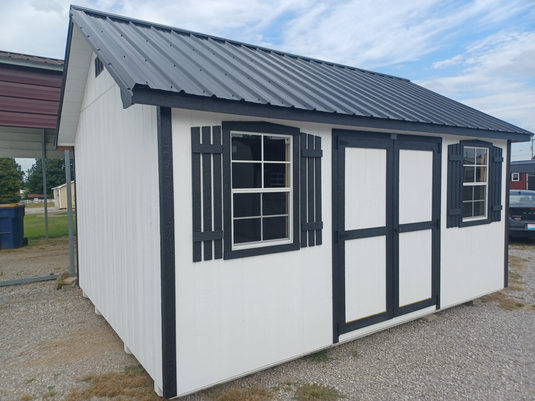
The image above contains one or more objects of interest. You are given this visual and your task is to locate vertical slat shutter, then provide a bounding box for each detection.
[300,133,323,247]
[191,126,223,262]
[447,143,462,228]
[489,145,503,222]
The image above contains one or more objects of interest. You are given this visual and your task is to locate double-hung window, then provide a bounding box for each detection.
[190,121,321,262]
[231,132,292,248]
[447,140,503,228]
[462,147,488,220]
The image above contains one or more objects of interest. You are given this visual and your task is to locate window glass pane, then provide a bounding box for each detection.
[264,136,288,161]
[232,134,261,161]
[264,163,289,188]
[476,166,487,182]
[263,192,288,216]
[263,216,288,240]
[462,202,473,218]
[463,186,473,201]
[473,201,485,217]
[463,148,475,165]
[473,186,486,201]
[234,218,261,244]
[234,193,260,218]
[232,163,261,188]
[476,148,487,165]
[463,166,475,183]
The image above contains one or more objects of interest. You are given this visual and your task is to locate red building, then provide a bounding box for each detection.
[510,160,535,190]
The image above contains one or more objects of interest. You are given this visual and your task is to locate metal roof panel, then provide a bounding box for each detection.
[66,6,533,137]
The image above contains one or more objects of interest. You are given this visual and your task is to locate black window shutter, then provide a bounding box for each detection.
[300,133,323,247]
[191,126,223,262]
[489,146,503,222]
[447,143,462,228]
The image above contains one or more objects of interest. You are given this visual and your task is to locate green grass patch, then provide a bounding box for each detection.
[304,349,331,363]
[24,212,76,240]
[24,202,55,209]
[293,383,344,401]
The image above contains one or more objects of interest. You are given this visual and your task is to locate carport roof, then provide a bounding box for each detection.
[0,51,66,159]
[58,5,533,145]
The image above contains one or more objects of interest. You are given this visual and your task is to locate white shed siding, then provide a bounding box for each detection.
[439,136,507,308]
[171,109,333,395]
[74,53,163,388]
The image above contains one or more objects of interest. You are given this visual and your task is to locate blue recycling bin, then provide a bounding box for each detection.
[0,205,25,250]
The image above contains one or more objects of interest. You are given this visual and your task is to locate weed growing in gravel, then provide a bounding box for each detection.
[481,254,531,310]
[293,383,344,401]
[304,349,332,363]
[66,364,161,401]
[205,386,274,401]
[19,394,32,401]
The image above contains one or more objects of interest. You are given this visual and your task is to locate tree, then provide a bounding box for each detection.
[25,158,74,196]
[0,158,23,204]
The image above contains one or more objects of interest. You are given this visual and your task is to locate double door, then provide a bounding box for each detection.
[333,131,441,340]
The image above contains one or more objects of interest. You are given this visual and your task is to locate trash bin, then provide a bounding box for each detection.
[0,204,25,250]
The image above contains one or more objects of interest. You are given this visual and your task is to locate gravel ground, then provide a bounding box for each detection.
[1,238,534,401]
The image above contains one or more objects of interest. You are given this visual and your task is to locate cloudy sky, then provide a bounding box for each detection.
[1,0,534,170]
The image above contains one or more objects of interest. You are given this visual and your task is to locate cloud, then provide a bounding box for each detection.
[417,29,535,134]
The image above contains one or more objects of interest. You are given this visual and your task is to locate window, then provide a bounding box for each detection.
[512,173,520,181]
[447,140,503,228]
[231,132,292,248]
[190,122,322,262]
[462,147,488,220]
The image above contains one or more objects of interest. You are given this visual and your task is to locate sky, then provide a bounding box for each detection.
[1,0,534,172]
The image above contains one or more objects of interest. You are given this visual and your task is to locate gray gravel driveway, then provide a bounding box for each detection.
[1,239,534,400]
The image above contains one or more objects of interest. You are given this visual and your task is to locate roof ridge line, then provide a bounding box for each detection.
[70,5,409,83]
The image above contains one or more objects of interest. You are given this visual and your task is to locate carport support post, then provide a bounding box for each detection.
[41,129,48,240]
[65,149,75,276]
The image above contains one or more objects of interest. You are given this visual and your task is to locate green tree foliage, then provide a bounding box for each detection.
[25,158,74,196]
[0,158,23,204]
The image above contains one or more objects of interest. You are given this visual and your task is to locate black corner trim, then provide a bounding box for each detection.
[157,106,177,399]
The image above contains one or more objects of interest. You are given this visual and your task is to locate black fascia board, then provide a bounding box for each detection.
[131,86,533,142]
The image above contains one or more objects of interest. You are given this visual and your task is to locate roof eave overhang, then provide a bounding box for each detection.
[131,86,533,142]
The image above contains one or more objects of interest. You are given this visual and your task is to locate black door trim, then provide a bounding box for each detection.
[332,129,441,343]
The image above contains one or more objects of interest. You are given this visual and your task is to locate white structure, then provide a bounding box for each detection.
[56,6,532,399]
[52,181,75,209]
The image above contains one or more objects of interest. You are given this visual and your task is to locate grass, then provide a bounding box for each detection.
[206,386,274,401]
[304,349,332,363]
[24,212,76,240]
[293,383,344,401]
[481,254,530,311]
[24,202,55,209]
[66,364,161,401]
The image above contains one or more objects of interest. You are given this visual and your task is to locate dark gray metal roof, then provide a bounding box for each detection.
[65,6,532,139]
[511,161,535,173]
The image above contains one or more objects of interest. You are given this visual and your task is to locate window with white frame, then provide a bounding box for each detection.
[231,132,292,248]
[512,172,520,181]
[462,146,488,220]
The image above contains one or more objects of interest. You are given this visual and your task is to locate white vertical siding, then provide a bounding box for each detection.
[74,53,162,389]
[440,136,507,308]
[172,109,333,396]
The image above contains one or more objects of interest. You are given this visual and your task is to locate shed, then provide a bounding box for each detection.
[56,6,533,399]
[510,160,535,190]
[52,181,75,209]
